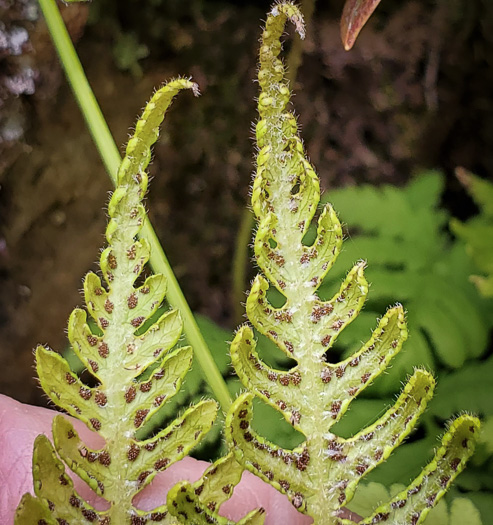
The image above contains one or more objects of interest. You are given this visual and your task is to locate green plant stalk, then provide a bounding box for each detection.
[38,0,232,411]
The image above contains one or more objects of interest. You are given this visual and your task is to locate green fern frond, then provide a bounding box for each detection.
[309,174,493,501]
[331,355,493,503]
[15,79,218,524]
[347,482,482,525]
[318,172,493,393]
[224,3,480,524]
[167,453,266,524]
[429,355,493,418]
[451,167,493,298]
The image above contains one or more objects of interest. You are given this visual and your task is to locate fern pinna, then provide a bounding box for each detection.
[451,167,493,298]
[221,3,479,524]
[15,79,219,524]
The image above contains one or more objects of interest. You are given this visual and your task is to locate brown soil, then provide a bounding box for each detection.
[1,0,492,404]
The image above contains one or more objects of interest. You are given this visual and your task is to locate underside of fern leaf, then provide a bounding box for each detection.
[167,452,266,525]
[224,3,480,524]
[15,79,218,524]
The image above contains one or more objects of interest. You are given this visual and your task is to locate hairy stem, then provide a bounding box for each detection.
[38,0,232,411]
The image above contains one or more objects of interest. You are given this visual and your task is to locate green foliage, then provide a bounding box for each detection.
[63,311,232,451]
[429,356,493,504]
[134,313,231,444]
[318,172,492,393]
[337,354,493,522]
[347,483,482,525]
[15,79,219,524]
[313,173,493,519]
[197,172,493,503]
[430,355,493,418]
[451,168,493,297]
[113,32,149,77]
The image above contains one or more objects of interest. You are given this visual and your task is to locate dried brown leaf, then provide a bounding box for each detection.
[340,0,382,50]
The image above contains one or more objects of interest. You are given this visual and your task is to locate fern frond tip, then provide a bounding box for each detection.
[269,1,306,39]
[360,414,481,525]
[117,78,200,186]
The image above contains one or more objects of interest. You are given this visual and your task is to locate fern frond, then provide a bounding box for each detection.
[15,79,218,524]
[451,167,493,298]
[347,481,483,525]
[225,3,480,524]
[317,172,492,393]
[167,452,266,524]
